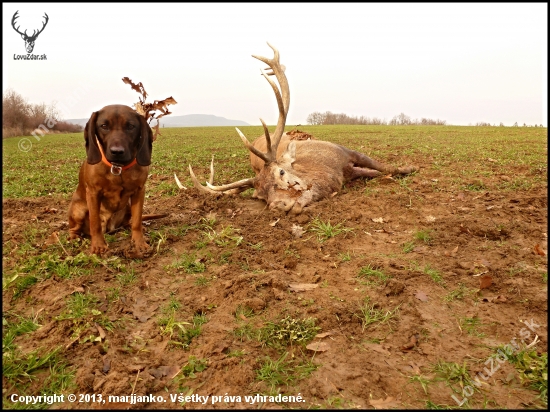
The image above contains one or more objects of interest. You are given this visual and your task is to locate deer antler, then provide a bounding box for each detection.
[30,13,49,40]
[11,11,49,40]
[11,11,25,37]
[236,42,290,164]
[186,161,255,195]
[180,43,289,195]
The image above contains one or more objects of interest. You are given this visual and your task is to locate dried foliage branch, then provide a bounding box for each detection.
[122,77,177,141]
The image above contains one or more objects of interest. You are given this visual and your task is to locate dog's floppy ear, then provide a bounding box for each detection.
[84,111,101,164]
[136,115,153,166]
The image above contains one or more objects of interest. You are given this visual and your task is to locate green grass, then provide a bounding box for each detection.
[460,317,485,338]
[354,297,400,331]
[260,316,320,349]
[308,217,354,243]
[432,360,480,397]
[3,126,547,200]
[158,309,208,349]
[2,124,547,409]
[414,229,433,245]
[505,349,547,406]
[424,264,444,284]
[255,352,319,392]
[444,283,470,302]
[357,264,390,286]
[56,293,114,336]
[169,253,206,274]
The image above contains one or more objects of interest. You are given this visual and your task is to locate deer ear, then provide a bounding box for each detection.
[136,115,153,166]
[84,111,101,164]
[280,140,296,164]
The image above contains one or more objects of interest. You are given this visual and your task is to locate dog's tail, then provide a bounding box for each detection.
[142,214,169,221]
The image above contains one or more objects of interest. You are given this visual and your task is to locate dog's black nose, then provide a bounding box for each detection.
[109,146,125,156]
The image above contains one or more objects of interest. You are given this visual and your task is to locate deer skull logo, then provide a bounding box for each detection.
[11,11,49,54]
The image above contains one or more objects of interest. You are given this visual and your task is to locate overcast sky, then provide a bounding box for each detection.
[3,3,547,126]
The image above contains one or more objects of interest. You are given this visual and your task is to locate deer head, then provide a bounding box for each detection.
[12,11,49,54]
[183,43,308,210]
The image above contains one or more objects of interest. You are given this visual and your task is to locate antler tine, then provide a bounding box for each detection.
[33,12,50,37]
[259,67,286,158]
[11,10,26,36]
[209,155,215,185]
[251,42,290,161]
[235,128,270,163]
[260,119,272,154]
[187,164,255,194]
[188,165,220,194]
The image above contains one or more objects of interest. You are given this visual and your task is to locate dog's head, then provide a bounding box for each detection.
[85,105,153,166]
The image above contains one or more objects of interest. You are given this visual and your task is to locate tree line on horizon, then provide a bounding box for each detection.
[306,111,544,127]
[2,89,82,138]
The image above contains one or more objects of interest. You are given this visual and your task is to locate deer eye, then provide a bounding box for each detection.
[279,169,285,176]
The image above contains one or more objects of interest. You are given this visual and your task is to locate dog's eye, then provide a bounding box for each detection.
[280,169,285,176]
[100,124,108,130]
[127,124,135,130]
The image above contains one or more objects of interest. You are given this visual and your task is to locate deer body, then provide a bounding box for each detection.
[179,43,417,215]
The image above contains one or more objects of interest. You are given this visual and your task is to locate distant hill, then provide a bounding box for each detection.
[65,114,250,127]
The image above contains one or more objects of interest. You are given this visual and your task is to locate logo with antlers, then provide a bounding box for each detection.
[11,10,49,54]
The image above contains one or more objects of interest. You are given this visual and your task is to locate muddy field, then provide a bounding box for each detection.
[2,126,548,409]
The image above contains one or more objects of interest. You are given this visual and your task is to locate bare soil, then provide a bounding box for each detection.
[2,166,548,409]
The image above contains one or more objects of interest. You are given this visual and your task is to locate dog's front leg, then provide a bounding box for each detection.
[129,185,150,256]
[86,186,108,255]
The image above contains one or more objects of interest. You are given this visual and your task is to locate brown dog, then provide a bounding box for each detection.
[68,105,153,256]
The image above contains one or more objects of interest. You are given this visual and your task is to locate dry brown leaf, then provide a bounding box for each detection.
[362,343,391,356]
[269,218,280,227]
[413,246,428,254]
[122,77,147,100]
[425,215,436,223]
[151,120,160,142]
[415,291,429,302]
[239,313,248,321]
[444,245,459,257]
[408,361,422,375]
[534,244,547,256]
[102,356,111,374]
[132,299,159,323]
[122,77,177,127]
[369,396,399,409]
[289,283,318,292]
[314,331,333,339]
[95,322,106,340]
[372,217,384,223]
[306,341,329,352]
[401,334,419,351]
[479,275,493,289]
[44,231,59,246]
[291,224,305,238]
[149,365,180,379]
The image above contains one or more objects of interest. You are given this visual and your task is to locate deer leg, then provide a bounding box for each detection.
[344,147,416,175]
[349,167,384,179]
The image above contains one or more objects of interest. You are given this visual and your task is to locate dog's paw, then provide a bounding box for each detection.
[90,241,108,255]
[125,239,151,259]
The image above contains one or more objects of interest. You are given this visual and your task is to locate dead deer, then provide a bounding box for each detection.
[176,43,417,215]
